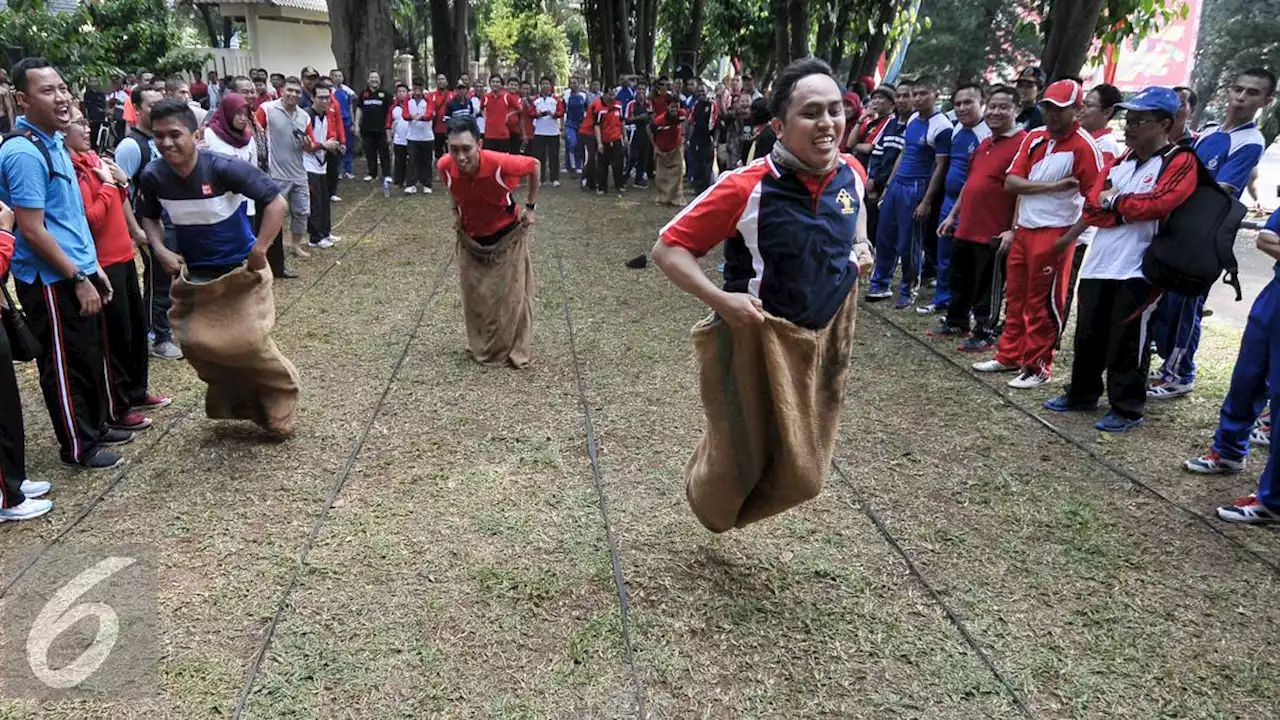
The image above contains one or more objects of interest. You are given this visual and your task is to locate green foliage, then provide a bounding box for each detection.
[701,0,774,74]
[482,0,572,82]
[1096,0,1189,53]
[0,0,209,87]
[903,0,1040,83]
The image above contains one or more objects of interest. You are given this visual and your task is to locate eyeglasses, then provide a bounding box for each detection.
[1123,115,1158,128]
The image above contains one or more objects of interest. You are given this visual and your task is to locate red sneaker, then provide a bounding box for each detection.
[132,394,172,411]
[108,412,152,432]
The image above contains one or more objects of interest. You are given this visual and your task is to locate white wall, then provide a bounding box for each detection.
[253,18,337,77]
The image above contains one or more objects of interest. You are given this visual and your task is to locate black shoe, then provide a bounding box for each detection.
[625,255,648,269]
[61,449,125,470]
[98,429,135,447]
[274,270,300,279]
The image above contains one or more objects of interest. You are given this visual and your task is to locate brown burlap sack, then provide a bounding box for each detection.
[653,145,684,205]
[685,286,858,532]
[456,222,536,369]
[169,265,301,437]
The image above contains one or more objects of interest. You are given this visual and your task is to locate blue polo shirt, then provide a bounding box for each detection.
[334,85,354,125]
[1194,122,1265,199]
[894,111,952,183]
[944,121,992,198]
[0,117,98,283]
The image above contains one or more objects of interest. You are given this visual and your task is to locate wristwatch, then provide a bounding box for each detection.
[525,203,536,211]
[72,270,89,283]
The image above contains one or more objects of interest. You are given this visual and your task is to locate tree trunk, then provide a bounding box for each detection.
[600,0,617,84]
[616,0,634,75]
[772,0,790,69]
[684,0,707,64]
[193,3,221,48]
[1040,0,1105,80]
[828,0,852,68]
[788,0,809,59]
[430,0,455,79]
[329,0,396,89]
[453,0,469,78]
[813,0,834,64]
[847,0,892,86]
[633,0,646,74]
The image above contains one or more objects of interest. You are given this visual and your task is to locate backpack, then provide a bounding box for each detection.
[1,128,69,185]
[1142,146,1247,300]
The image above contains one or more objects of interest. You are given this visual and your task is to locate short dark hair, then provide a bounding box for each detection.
[395,82,408,91]
[284,76,302,87]
[1091,83,1124,117]
[540,75,552,84]
[164,75,187,93]
[657,75,670,84]
[413,77,424,87]
[270,73,285,81]
[446,114,480,139]
[769,57,835,119]
[132,84,161,106]
[914,75,939,91]
[1173,85,1198,108]
[871,85,896,103]
[1238,68,1278,96]
[508,76,520,84]
[10,56,56,94]
[313,83,332,96]
[953,82,985,101]
[896,78,916,89]
[150,99,197,131]
[987,85,1017,105]
[489,73,503,83]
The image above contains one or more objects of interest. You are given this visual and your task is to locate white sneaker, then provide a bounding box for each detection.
[973,359,1019,373]
[383,176,392,184]
[20,479,51,498]
[1008,370,1051,389]
[552,181,561,188]
[308,238,335,249]
[404,186,417,195]
[423,187,432,194]
[330,195,342,202]
[363,175,373,182]
[1147,379,1194,400]
[326,234,343,243]
[0,498,54,522]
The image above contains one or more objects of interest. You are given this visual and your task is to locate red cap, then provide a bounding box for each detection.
[1041,79,1083,108]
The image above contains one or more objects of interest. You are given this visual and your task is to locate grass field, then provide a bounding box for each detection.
[1,184,1277,718]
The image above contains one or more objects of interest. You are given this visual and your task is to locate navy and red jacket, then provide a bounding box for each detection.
[1082,145,1199,228]
[660,153,868,329]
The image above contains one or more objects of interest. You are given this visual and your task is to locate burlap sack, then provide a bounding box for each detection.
[456,222,536,369]
[653,145,684,205]
[685,286,858,532]
[169,265,300,437]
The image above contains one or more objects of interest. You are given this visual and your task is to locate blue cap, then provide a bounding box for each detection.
[1118,86,1181,116]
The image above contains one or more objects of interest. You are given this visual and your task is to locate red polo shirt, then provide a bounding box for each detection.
[438,149,538,238]
[954,128,1027,244]
[581,97,624,144]
[427,89,452,134]
[482,90,516,140]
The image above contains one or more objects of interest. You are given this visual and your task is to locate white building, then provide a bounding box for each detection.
[193,0,337,78]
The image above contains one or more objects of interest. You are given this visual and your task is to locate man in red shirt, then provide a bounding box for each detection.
[651,81,686,206]
[438,115,541,367]
[935,85,1026,351]
[427,73,453,170]
[582,86,625,195]
[973,79,1102,388]
[481,74,521,154]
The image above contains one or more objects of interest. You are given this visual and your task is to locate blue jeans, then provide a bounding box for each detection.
[342,122,355,174]
[869,178,928,299]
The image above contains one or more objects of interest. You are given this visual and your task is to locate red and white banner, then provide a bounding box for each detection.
[1095,0,1203,91]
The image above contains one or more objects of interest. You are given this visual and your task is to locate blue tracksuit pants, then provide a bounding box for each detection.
[1151,290,1205,384]
[933,193,958,309]
[869,178,929,299]
[343,121,355,175]
[1212,275,1279,477]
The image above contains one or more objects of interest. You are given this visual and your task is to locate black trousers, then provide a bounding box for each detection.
[253,200,287,277]
[1,328,28,507]
[406,140,433,187]
[1064,278,1157,420]
[326,147,341,197]
[630,130,652,181]
[596,140,625,192]
[583,141,599,189]
[362,131,391,178]
[100,260,150,421]
[142,226,175,343]
[307,171,332,242]
[691,139,715,192]
[946,238,1000,337]
[1063,242,1088,329]
[393,144,408,186]
[434,136,447,166]
[15,276,109,463]
[533,135,561,182]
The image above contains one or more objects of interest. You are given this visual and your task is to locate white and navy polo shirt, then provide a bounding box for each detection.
[1194,122,1265,199]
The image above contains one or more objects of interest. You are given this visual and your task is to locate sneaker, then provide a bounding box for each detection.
[131,394,172,411]
[597,190,604,196]
[1095,412,1144,433]
[98,429,135,447]
[1008,370,1051,389]
[363,175,373,182]
[866,289,893,301]
[1148,366,1162,381]
[0,498,54,522]
[330,195,342,202]
[309,238,335,249]
[19,479,51,499]
[916,303,946,316]
[150,340,183,360]
[108,413,152,432]
[925,323,967,338]
[423,187,433,194]
[894,296,914,310]
[552,181,561,188]
[973,359,1019,373]
[326,234,343,243]
[1216,495,1280,525]
[61,449,124,470]
[404,186,418,195]
[1043,394,1098,412]
[1251,420,1271,447]
[1147,379,1194,400]
[957,336,995,353]
[1184,450,1245,474]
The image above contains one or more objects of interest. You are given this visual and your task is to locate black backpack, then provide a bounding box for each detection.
[1,128,69,184]
[1142,146,1247,300]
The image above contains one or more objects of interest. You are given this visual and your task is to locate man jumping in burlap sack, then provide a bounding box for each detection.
[437,115,540,369]
[136,99,301,438]
[653,59,876,533]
